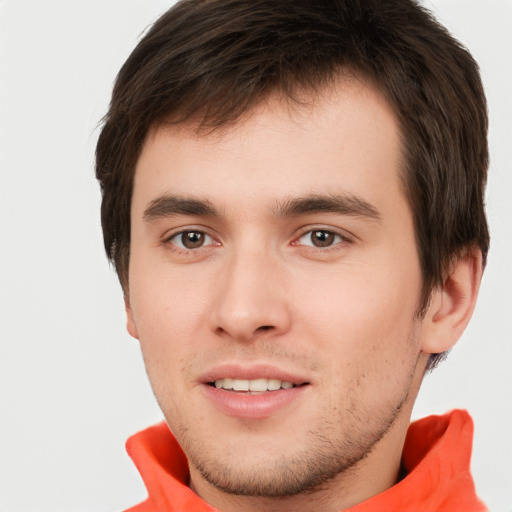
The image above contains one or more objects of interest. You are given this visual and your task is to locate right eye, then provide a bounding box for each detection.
[167,230,215,250]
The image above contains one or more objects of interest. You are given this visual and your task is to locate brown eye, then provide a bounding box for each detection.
[297,230,343,248]
[311,231,335,247]
[169,230,213,250]
[182,231,204,248]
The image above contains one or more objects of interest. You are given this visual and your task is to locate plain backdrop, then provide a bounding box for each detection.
[0,1,511,511]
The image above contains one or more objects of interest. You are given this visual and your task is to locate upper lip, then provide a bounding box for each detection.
[198,363,312,385]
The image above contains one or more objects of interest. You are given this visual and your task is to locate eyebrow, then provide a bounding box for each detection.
[143,193,381,223]
[143,195,219,222]
[273,194,381,221]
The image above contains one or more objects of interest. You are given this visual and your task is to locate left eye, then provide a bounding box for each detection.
[297,230,343,248]
[168,230,214,250]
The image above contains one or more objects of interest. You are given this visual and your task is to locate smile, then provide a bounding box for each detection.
[211,378,298,392]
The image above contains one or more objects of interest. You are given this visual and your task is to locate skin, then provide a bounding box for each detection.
[125,79,482,512]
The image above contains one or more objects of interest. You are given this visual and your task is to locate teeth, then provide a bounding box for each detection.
[267,379,281,391]
[232,379,249,391]
[213,378,296,391]
[249,378,268,392]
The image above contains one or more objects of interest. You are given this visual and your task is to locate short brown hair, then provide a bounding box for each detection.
[96,0,489,368]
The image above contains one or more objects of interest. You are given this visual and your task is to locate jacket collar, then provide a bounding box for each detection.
[126,409,486,511]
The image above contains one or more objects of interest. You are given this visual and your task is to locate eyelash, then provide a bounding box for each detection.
[164,229,218,253]
[292,228,351,251]
[163,227,351,253]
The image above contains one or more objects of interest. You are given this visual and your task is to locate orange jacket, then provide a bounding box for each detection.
[124,409,487,511]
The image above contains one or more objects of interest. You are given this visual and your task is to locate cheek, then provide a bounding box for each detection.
[302,268,422,423]
[130,252,208,334]
[297,261,422,374]
[127,260,211,389]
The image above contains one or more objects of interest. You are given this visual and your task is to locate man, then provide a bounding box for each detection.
[95,0,489,510]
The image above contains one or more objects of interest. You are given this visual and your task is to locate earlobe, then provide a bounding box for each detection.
[124,295,140,340]
[421,249,483,355]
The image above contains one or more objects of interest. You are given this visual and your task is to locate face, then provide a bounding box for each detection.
[127,80,429,502]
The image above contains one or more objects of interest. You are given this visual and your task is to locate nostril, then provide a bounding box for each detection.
[257,325,273,331]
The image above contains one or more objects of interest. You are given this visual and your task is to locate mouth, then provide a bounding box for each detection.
[200,364,312,418]
[208,378,308,393]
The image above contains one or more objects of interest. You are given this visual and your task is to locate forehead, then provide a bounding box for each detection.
[132,78,405,217]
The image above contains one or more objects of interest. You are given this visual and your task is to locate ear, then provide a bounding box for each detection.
[124,294,140,340]
[421,248,483,355]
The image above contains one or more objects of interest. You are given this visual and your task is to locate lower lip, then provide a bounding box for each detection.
[201,384,308,419]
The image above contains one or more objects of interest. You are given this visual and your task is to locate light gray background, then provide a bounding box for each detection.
[0,1,510,511]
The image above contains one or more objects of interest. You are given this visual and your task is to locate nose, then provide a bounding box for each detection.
[210,247,292,342]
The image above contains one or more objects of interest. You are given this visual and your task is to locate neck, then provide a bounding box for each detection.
[189,404,413,512]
